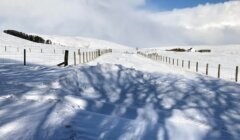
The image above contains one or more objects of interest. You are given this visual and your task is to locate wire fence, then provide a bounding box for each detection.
[0,45,112,66]
[137,51,239,83]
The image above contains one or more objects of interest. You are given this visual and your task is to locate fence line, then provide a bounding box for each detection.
[137,51,239,83]
[0,46,112,66]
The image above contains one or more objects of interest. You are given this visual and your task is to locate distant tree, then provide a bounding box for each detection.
[3,29,52,45]
[46,40,52,44]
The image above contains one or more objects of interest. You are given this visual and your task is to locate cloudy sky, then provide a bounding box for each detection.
[0,0,240,47]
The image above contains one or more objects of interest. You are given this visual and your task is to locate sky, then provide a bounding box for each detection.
[145,0,227,10]
[0,0,240,47]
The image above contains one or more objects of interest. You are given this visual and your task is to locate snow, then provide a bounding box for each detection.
[0,33,240,140]
[141,45,240,81]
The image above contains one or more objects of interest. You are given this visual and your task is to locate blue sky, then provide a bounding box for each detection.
[145,0,228,11]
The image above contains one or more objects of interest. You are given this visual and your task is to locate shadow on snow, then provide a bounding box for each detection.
[0,63,240,140]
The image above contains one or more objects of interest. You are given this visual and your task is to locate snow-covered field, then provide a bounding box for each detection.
[141,45,240,82]
[0,32,130,66]
[0,32,240,140]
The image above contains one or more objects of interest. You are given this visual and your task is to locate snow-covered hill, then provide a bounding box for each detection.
[0,32,131,50]
[141,45,240,81]
[0,32,132,66]
[43,35,131,50]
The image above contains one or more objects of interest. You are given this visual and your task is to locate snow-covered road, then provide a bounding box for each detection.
[0,52,240,140]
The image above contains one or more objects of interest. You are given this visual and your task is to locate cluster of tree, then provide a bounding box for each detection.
[166,48,186,52]
[3,30,52,44]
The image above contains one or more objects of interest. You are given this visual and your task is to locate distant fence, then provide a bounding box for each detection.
[137,51,239,83]
[0,45,112,66]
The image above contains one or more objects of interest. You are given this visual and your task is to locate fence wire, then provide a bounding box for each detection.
[138,52,239,83]
[0,46,112,66]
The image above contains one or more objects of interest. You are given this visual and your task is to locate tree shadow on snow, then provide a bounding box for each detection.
[0,63,240,140]
[50,64,240,140]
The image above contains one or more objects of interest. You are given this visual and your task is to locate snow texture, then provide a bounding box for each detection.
[0,33,240,140]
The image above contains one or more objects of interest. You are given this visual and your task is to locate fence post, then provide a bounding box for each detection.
[206,63,209,75]
[98,49,101,57]
[236,66,239,82]
[196,62,198,72]
[83,52,85,63]
[5,46,7,52]
[74,52,76,66]
[218,64,221,78]
[173,59,174,65]
[177,59,179,66]
[91,52,93,61]
[41,49,43,53]
[24,49,26,65]
[64,50,69,67]
[54,49,56,54]
[182,60,184,68]
[188,61,190,69]
[78,49,81,64]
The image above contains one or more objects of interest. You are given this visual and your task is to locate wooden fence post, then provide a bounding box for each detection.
[5,46,7,52]
[173,59,174,65]
[206,63,209,75]
[78,50,81,64]
[236,66,239,82]
[188,61,190,69]
[98,49,101,57]
[74,52,76,66]
[86,52,89,62]
[83,52,85,63]
[218,64,221,78]
[182,60,184,68]
[24,49,26,65]
[64,50,69,67]
[196,62,198,72]
[177,59,179,66]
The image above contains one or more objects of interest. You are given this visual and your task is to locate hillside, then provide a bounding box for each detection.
[141,45,240,81]
[0,31,131,50]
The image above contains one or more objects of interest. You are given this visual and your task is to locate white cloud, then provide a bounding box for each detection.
[0,0,240,47]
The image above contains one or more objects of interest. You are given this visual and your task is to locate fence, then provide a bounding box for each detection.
[137,51,239,83]
[0,45,112,66]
